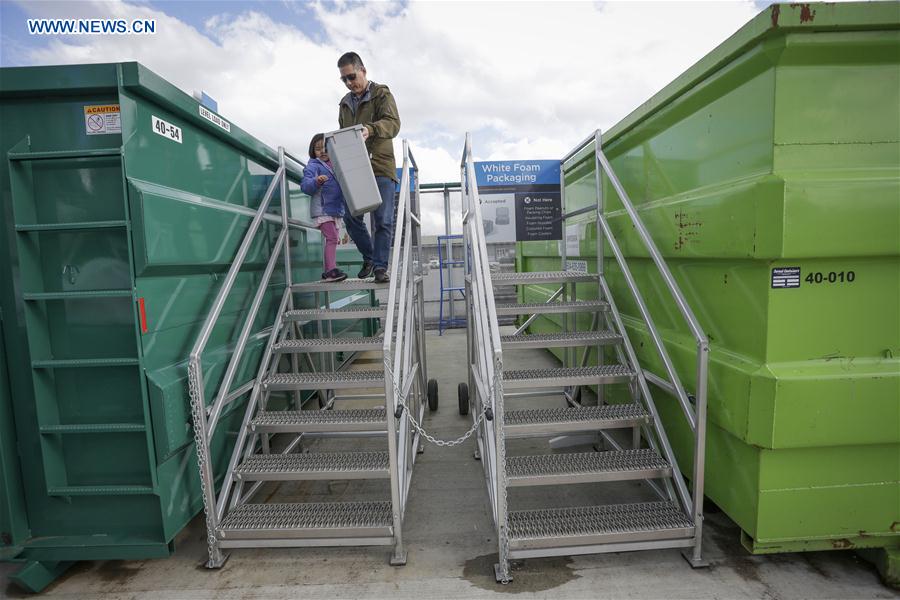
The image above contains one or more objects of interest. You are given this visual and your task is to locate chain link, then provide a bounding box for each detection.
[385,363,487,447]
[188,361,222,566]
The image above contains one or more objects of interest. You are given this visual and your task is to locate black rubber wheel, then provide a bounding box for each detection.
[427,378,439,412]
[458,382,469,416]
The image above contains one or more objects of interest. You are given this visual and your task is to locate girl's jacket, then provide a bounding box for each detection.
[301,158,346,218]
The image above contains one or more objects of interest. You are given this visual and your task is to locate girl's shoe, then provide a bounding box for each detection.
[322,268,348,282]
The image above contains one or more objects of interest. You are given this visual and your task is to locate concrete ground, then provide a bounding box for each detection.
[1,328,894,599]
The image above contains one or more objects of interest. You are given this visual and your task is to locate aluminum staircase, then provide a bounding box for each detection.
[188,141,433,567]
[459,132,710,582]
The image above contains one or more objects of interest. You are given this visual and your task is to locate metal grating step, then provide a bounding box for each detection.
[251,409,387,433]
[234,452,389,481]
[263,370,384,391]
[505,404,649,437]
[292,279,389,293]
[501,330,621,349]
[491,271,595,285]
[503,365,634,389]
[284,306,387,322]
[506,449,671,487]
[217,501,393,540]
[495,300,608,316]
[273,336,383,353]
[507,501,694,550]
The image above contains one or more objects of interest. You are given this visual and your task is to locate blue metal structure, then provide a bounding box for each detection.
[437,234,466,334]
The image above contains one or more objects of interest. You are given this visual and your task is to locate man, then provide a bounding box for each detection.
[337,51,401,283]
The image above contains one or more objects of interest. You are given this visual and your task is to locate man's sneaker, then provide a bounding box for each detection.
[357,261,374,279]
[374,268,389,284]
[322,268,348,283]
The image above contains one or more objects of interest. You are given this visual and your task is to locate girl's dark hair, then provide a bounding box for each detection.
[308,133,324,159]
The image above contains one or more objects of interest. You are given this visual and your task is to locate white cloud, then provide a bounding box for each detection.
[11,0,762,234]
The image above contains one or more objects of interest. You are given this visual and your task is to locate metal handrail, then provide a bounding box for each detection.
[559,129,710,564]
[461,132,509,576]
[189,165,285,365]
[187,147,314,567]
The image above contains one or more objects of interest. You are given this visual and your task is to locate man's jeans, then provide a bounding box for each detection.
[343,176,395,270]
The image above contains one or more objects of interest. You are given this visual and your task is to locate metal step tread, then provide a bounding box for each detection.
[508,501,694,545]
[284,306,387,321]
[292,279,389,293]
[235,452,389,480]
[263,370,384,390]
[492,271,595,285]
[273,336,383,352]
[218,501,393,537]
[506,449,670,485]
[495,300,608,315]
[501,330,621,348]
[504,365,634,388]
[505,404,649,434]
[251,408,386,433]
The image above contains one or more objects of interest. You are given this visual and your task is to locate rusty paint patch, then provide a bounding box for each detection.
[674,209,702,251]
[831,538,854,550]
[890,521,899,532]
[790,3,817,23]
[771,4,781,27]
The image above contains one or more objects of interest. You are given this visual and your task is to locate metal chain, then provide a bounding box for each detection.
[385,363,488,447]
[187,361,220,566]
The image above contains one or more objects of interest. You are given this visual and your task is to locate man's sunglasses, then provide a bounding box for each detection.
[340,72,358,83]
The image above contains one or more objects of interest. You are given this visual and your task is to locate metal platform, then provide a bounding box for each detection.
[503,365,634,389]
[491,271,595,285]
[251,409,387,433]
[506,449,671,487]
[217,501,394,540]
[500,330,621,349]
[504,404,650,437]
[263,371,385,391]
[284,306,387,321]
[273,336,384,353]
[291,279,390,293]
[234,452,390,481]
[494,300,609,316]
[507,501,694,550]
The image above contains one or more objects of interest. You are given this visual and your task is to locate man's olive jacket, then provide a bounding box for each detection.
[338,82,401,182]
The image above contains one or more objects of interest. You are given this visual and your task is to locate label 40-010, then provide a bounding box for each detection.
[805,271,856,284]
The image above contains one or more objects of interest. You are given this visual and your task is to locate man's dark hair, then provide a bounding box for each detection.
[337,52,365,70]
[308,133,324,160]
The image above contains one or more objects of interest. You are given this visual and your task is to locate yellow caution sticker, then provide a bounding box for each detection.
[84,104,121,135]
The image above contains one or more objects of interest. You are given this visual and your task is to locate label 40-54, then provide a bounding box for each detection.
[152,115,182,143]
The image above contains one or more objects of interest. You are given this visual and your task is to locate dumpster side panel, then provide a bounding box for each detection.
[0,61,327,566]
[526,6,900,550]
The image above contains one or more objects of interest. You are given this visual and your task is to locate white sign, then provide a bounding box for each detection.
[480,193,517,243]
[152,115,182,143]
[565,259,588,273]
[199,105,231,132]
[84,104,121,135]
[565,223,581,257]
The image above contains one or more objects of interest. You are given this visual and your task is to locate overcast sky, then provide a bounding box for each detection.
[1,0,773,233]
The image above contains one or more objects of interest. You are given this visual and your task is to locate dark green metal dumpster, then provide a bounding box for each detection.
[519,2,899,583]
[0,62,367,591]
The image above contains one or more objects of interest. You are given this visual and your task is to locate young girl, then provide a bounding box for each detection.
[301,133,348,282]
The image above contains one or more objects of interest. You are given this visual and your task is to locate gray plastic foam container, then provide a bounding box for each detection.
[324,125,381,216]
